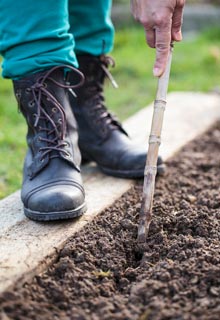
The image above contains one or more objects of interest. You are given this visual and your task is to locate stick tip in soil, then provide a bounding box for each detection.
[135,242,147,256]
[137,233,146,244]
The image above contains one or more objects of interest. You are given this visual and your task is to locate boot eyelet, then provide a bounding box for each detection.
[65,152,71,158]
[25,88,31,94]
[15,92,21,99]
[43,83,47,88]
[101,128,107,134]
[58,118,62,124]
[28,101,35,108]
[40,158,45,163]
[63,141,69,147]
[52,107,57,113]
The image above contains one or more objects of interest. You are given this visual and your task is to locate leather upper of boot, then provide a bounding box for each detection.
[13,66,86,215]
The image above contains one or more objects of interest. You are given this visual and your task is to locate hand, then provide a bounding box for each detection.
[131,0,185,77]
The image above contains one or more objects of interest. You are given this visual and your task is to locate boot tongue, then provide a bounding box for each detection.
[79,57,105,84]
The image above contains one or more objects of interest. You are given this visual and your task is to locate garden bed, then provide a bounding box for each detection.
[1,122,220,320]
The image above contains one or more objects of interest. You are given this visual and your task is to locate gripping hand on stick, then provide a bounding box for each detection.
[131,0,185,77]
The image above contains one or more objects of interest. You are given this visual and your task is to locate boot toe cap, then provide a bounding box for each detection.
[25,185,85,220]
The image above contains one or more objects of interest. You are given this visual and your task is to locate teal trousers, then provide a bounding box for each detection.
[0,0,114,79]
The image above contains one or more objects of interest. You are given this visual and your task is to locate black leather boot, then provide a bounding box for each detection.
[69,55,164,178]
[13,66,86,221]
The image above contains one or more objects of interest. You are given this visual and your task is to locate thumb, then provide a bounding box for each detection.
[171,1,184,41]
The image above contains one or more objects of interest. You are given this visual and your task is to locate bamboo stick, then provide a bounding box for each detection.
[137,46,173,243]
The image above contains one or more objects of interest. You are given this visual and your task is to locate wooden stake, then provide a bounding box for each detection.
[137,46,173,243]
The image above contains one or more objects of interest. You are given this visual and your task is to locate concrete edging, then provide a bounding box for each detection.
[0,92,220,293]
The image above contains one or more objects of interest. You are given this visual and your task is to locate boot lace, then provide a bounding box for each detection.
[80,56,128,137]
[29,65,84,163]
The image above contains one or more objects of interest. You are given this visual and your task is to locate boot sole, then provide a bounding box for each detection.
[99,163,166,179]
[24,202,87,222]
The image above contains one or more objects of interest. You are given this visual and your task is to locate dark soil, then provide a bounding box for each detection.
[1,122,220,320]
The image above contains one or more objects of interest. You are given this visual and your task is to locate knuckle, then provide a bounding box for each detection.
[138,17,150,27]
[134,15,141,23]
[154,15,164,26]
[154,13,169,27]
[156,43,169,52]
[178,0,185,7]
[139,18,146,25]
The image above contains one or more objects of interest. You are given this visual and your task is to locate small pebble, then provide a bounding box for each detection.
[210,287,219,297]
[190,276,199,284]
[120,219,134,230]
[187,195,197,204]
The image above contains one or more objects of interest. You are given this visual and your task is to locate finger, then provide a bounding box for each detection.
[145,28,156,48]
[171,1,185,41]
[130,0,139,20]
[153,24,172,77]
[131,0,144,22]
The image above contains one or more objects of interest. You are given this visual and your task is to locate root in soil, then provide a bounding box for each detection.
[1,122,220,320]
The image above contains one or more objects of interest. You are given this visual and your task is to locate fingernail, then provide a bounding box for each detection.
[153,68,161,77]
[175,31,182,41]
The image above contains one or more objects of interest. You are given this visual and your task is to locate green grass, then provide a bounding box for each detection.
[105,26,220,119]
[0,26,220,199]
[0,80,26,198]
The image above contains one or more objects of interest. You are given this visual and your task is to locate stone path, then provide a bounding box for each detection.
[0,92,219,293]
